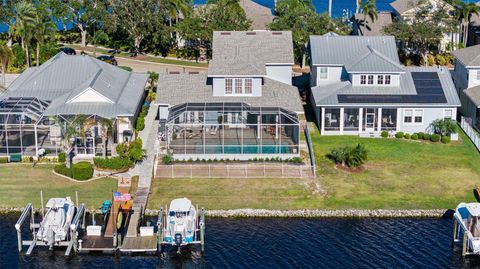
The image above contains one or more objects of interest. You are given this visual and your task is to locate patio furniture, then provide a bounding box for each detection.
[9,153,21,162]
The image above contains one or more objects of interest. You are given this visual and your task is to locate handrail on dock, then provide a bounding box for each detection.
[15,203,32,232]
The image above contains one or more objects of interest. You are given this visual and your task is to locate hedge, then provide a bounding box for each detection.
[395,132,404,139]
[0,156,8,163]
[404,133,410,139]
[136,116,145,131]
[94,156,133,170]
[422,133,431,140]
[411,134,418,140]
[54,162,93,181]
[441,136,451,144]
[381,131,388,138]
[58,152,66,163]
[430,134,441,142]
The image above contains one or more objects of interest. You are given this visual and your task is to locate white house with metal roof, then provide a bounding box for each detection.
[451,45,480,130]
[309,35,461,136]
[0,52,148,157]
[156,31,303,160]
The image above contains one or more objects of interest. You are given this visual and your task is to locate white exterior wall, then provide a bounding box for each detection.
[266,65,292,85]
[398,107,457,133]
[117,117,132,143]
[468,68,480,89]
[212,77,262,97]
[314,66,344,86]
[351,74,400,87]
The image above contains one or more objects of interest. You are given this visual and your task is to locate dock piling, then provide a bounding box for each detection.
[200,207,205,252]
[463,231,467,257]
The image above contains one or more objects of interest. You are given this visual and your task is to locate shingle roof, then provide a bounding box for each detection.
[5,52,148,118]
[239,0,273,30]
[390,0,420,14]
[346,46,405,73]
[464,86,480,107]
[309,35,400,66]
[311,67,460,107]
[354,12,393,36]
[452,45,480,67]
[208,31,294,76]
[155,73,303,113]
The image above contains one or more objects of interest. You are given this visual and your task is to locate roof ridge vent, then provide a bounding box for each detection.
[366,44,374,52]
[220,32,231,35]
[246,32,256,35]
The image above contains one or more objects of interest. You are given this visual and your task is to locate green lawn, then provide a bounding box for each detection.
[149,127,480,210]
[0,164,117,210]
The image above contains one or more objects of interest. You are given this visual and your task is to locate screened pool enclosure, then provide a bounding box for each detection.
[161,103,300,159]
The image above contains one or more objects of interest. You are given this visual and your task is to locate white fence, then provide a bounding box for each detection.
[461,117,480,152]
[156,163,315,179]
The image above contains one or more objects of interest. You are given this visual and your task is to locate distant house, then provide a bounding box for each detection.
[156,31,303,160]
[390,0,459,50]
[0,52,148,157]
[352,12,393,37]
[451,45,480,129]
[308,35,461,136]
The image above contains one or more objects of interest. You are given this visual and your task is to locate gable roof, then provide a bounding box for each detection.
[309,35,400,67]
[346,46,405,73]
[464,86,480,107]
[354,12,393,36]
[239,0,273,30]
[208,31,294,77]
[452,45,480,67]
[5,52,148,118]
[390,0,453,15]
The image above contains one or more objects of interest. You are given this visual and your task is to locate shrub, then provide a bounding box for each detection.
[328,143,368,168]
[427,54,436,66]
[381,131,388,138]
[136,116,145,131]
[430,118,457,137]
[94,157,133,170]
[404,133,411,139]
[435,54,446,66]
[441,136,451,144]
[418,132,425,139]
[411,133,419,140]
[71,162,93,180]
[430,134,441,142]
[54,163,71,177]
[58,152,66,163]
[289,157,303,163]
[395,132,404,139]
[0,156,8,163]
[422,133,431,140]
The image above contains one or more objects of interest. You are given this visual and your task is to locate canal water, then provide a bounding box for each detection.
[1,214,480,268]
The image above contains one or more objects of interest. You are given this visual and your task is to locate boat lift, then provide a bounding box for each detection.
[15,202,86,256]
[157,205,205,253]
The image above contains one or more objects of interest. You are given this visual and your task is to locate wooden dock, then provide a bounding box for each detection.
[79,236,115,253]
[120,236,157,253]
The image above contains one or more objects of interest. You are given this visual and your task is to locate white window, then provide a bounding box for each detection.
[378,75,384,85]
[360,75,366,85]
[385,75,391,85]
[225,78,232,94]
[404,109,413,123]
[444,109,453,119]
[368,75,374,84]
[477,70,480,80]
[414,110,423,123]
[235,78,243,94]
[245,79,252,94]
[319,67,328,79]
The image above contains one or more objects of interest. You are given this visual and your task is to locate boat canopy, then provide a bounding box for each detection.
[467,203,480,217]
[169,198,192,212]
[45,197,72,208]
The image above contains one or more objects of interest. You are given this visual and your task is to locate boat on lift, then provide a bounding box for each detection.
[36,197,76,250]
[159,197,205,253]
[453,202,480,256]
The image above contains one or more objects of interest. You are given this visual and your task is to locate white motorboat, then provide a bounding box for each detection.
[454,202,480,255]
[164,198,198,249]
[37,197,76,249]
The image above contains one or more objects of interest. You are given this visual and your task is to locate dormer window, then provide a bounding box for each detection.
[368,75,374,84]
[476,70,480,80]
[245,79,252,94]
[360,75,366,85]
[235,78,243,94]
[385,75,391,85]
[320,67,328,79]
[225,78,233,94]
[378,75,384,85]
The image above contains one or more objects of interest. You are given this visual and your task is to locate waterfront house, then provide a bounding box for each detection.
[352,12,393,37]
[308,35,461,136]
[451,45,480,129]
[0,52,148,157]
[156,30,304,160]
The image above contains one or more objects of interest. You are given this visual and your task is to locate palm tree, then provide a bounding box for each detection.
[97,117,113,158]
[10,1,36,67]
[456,2,480,45]
[361,0,378,25]
[0,42,13,88]
[56,115,87,168]
[166,0,192,40]
[33,14,55,67]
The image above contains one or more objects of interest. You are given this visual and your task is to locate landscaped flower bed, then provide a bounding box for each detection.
[54,161,94,181]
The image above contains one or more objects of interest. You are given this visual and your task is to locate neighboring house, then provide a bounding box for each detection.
[451,45,480,129]
[390,0,459,50]
[239,0,273,30]
[0,52,148,157]
[156,31,303,160]
[352,12,393,37]
[308,35,461,136]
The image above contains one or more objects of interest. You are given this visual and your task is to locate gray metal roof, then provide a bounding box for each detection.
[4,52,148,118]
[346,46,405,73]
[311,67,461,107]
[309,35,400,67]
[208,31,294,76]
[452,45,480,67]
[464,86,480,107]
[354,12,393,36]
[155,73,304,113]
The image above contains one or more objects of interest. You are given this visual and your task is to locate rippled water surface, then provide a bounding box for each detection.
[2,215,480,268]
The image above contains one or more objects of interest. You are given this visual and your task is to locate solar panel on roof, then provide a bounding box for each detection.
[338,72,447,104]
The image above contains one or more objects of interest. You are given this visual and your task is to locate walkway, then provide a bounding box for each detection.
[126,103,159,237]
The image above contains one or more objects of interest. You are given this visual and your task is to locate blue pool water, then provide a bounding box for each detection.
[1,214,480,268]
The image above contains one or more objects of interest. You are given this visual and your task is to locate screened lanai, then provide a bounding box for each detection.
[162,102,300,157]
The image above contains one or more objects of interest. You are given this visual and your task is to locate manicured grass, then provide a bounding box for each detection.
[0,164,117,210]
[149,127,480,210]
